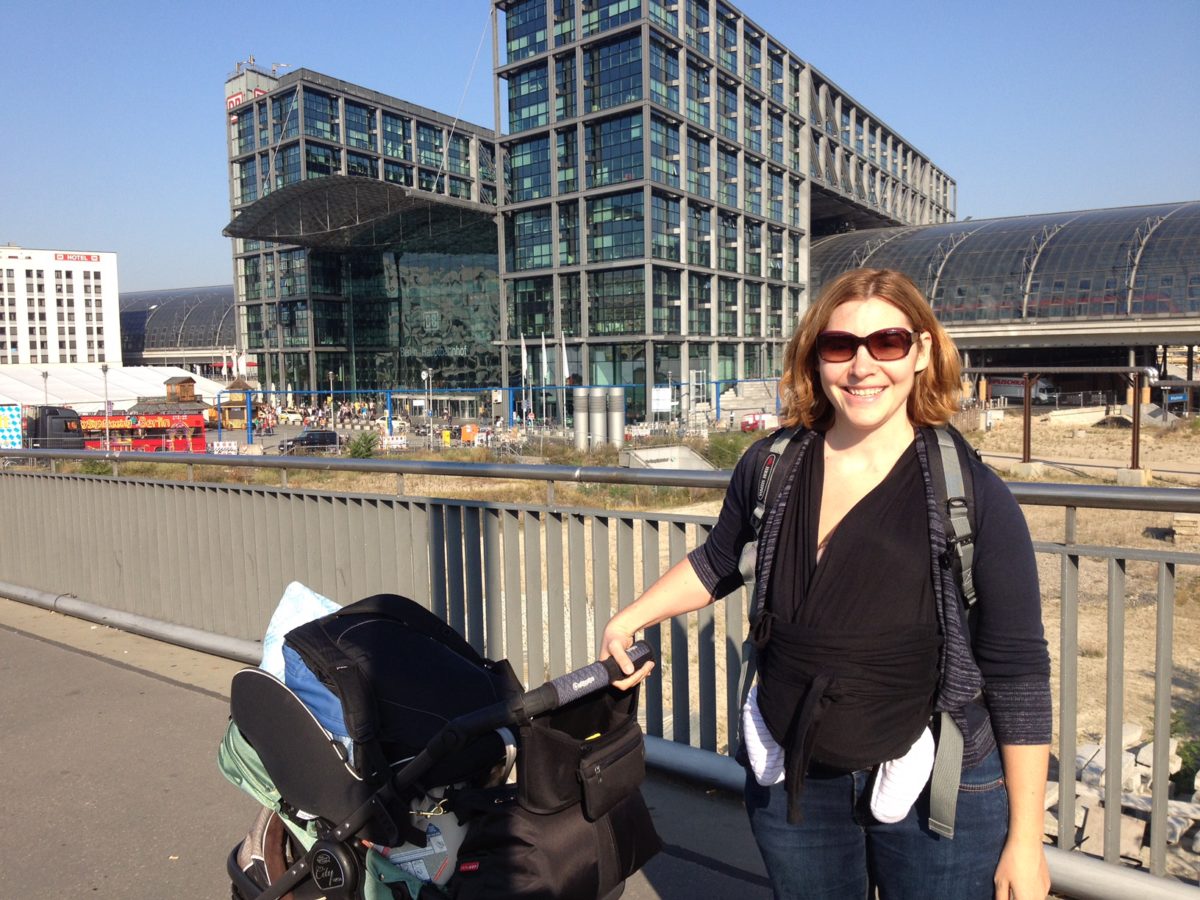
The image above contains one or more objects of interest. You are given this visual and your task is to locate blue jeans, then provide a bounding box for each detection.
[744,747,1009,900]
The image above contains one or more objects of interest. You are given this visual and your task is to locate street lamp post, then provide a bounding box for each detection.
[101,363,110,451]
[328,371,335,418]
[421,369,432,451]
[41,370,49,405]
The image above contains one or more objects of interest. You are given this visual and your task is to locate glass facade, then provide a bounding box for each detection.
[509,64,550,133]
[589,267,645,335]
[584,33,642,112]
[811,202,1200,324]
[588,191,644,261]
[586,112,643,187]
[227,68,500,392]
[485,0,956,410]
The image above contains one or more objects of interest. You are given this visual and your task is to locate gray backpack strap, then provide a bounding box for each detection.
[928,710,964,839]
[927,427,979,839]
[736,428,801,713]
[933,426,976,608]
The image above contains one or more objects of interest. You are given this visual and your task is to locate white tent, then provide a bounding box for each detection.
[0,364,231,413]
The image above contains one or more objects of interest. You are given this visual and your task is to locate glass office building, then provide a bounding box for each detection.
[492,0,954,414]
[223,66,501,393]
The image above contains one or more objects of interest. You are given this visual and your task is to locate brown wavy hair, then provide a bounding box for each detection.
[779,268,962,430]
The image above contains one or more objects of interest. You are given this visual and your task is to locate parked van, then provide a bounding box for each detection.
[989,377,1055,405]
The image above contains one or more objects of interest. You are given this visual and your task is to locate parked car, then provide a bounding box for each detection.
[278,408,305,425]
[372,414,408,430]
[740,412,780,432]
[278,429,341,455]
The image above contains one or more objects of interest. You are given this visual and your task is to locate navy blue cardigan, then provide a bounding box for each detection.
[688,427,1052,766]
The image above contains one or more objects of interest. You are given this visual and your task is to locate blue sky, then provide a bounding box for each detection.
[2,0,1196,291]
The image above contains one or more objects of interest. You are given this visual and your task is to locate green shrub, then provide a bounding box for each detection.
[78,458,112,476]
[347,432,380,459]
[704,431,756,468]
[1170,710,1200,796]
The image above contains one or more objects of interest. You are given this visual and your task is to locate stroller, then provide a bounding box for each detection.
[220,593,660,900]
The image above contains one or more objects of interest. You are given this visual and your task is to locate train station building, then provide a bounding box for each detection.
[809,201,1200,384]
[222,0,954,415]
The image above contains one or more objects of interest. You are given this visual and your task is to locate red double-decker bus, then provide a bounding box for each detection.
[79,413,207,452]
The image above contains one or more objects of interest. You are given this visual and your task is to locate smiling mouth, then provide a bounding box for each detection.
[845,387,884,397]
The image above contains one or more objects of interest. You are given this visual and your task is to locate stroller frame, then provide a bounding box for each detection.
[226,642,655,900]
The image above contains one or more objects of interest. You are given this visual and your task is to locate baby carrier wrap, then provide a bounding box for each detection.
[737,426,983,836]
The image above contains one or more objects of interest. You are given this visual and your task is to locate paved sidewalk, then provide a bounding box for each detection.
[0,598,770,900]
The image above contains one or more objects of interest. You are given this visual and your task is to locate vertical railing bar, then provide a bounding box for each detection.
[592,516,612,657]
[641,519,663,738]
[568,513,589,671]
[617,516,636,617]
[462,506,485,655]
[394,499,416,601]
[367,498,388,598]
[482,508,503,661]
[428,504,448,621]
[445,505,466,637]
[616,515,638,727]
[409,502,431,609]
[379,497,401,596]
[697,593,716,751]
[1102,556,1126,865]
[352,496,372,598]
[545,511,566,678]
[1148,561,1175,877]
[1058,547,1080,851]
[502,509,523,682]
[670,520,691,748]
[524,510,545,685]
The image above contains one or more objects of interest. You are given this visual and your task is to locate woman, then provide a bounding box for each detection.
[602,269,1051,899]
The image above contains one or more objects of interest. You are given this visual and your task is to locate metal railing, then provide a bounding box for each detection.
[1,448,1198,898]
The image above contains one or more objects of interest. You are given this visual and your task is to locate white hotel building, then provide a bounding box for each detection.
[0,246,121,366]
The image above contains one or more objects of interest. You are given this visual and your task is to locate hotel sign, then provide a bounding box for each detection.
[54,253,100,262]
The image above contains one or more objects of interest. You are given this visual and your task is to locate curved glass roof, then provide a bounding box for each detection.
[119,286,236,353]
[810,201,1200,325]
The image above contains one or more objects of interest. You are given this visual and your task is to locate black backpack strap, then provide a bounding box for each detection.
[750,427,803,537]
[282,623,395,784]
[736,427,807,719]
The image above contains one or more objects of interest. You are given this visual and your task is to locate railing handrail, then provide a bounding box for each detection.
[4,447,1200,512]
[2,455,1199,896]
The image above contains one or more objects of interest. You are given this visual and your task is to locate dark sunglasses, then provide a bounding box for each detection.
[815,328,919,363]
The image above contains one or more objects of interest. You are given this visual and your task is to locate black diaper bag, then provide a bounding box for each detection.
[447,680,662,900]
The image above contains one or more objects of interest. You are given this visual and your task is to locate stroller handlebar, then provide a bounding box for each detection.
[389,642,655,797]
[540,640,654,712]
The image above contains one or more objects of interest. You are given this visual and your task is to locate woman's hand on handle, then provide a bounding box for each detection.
[600,625,654,692]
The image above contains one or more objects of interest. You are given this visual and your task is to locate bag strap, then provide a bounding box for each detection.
[928,710,963,838]
[927,425,980,839]
[932,427,977,609]
[736,427,805,714]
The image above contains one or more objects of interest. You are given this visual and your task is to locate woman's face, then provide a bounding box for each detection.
[816,296,931,437]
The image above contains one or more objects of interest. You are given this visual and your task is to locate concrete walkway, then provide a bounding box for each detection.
[0,598,770,900]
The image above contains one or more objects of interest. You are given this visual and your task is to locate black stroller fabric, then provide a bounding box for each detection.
[284,593,523,787]
[227,592,661,900]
